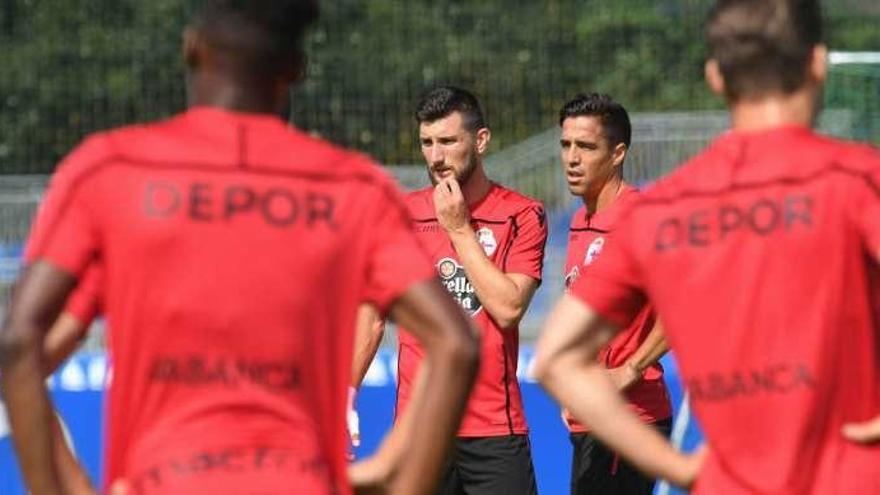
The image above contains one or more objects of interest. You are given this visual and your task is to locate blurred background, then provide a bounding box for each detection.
[0,1,878,494]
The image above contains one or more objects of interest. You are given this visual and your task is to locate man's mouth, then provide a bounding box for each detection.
[566,170,584,184]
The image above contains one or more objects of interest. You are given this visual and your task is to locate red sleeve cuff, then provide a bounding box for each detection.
[64,269,101,326]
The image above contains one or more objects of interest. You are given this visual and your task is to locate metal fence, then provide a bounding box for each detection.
[0,109,784,344]
[2,0,879,174]
[1,0,878,343]
[826,61,880,144]
[0,104,870,342]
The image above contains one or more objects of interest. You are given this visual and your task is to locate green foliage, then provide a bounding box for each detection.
[0,0,878,173]
[0,0,195,171]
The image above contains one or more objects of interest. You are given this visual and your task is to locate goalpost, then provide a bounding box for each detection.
[829,51,880,65]
[826,51,880,145]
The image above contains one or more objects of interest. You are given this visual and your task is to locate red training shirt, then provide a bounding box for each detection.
[397,184,547,437]
[27,107,435,495]
[562,185,670,432]
[573,127,880,494]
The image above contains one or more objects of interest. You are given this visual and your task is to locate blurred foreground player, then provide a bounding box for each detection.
[0,2,479,494]
[558,93,671,495]
[535,0,880,493]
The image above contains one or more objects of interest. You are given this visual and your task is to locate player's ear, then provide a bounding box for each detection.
[809,44,828,86]
[182,27,201,70]
[612,142,627,169]
[475,127,491,155]
[705,58,726,98]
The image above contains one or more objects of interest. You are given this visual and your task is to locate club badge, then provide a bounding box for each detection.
[584,237,605,266]
[476,227,498,257]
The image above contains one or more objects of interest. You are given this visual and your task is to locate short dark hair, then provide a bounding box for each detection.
[706,0,823,101]
[193,0,319,74]
[415,86,488,132]
[559,93,632,148]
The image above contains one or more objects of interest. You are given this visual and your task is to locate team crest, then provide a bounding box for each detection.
[476,227,498,256]
[438,258,458,279]
[436,257,482,315]
[584,237,605,265]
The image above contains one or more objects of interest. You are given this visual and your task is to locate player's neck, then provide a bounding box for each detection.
[188,71,285,115]
[728,89,818,133]
[583,176,624,216]
[462,165,493,207]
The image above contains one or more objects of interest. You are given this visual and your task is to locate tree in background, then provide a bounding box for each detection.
[1,0,877,173]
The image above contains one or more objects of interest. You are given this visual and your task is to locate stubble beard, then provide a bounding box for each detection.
[427,149,479,187]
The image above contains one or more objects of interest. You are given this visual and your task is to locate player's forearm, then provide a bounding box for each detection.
[51,412,94,492]
[377,281,479,493]
[0,325,63,495]
[43,312,88,377]
[351,330,383,388]
[544,358,692,486]
[349,367,430,490]
[394,332,479,493]
[1,262,80,494]
[369,366,428,468]
[447,227,527,328]
[351,305,385,387]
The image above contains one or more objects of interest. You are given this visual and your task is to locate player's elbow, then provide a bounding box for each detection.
[368,319,386,342]
[534,356,576,401]
[532,344,576,394]
[490,300,527,330]
[531,350,556,389]
[0,320,39,369]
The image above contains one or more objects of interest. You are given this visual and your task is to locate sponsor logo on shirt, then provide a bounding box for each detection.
[686,362,816,402]
[584,237,605,265]
[129,446,332,492]
[149,355,302,393]
[143,182,339,229]
[437,257,482,315]
[476,227,498,256]
[654,195,813,251]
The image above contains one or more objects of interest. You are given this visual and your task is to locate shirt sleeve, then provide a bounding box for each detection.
[64,266,102,325]
[24,159,103,323]
[25,136,105,278]
[853,149,880,257]
[503,203,548,280]
[571,219,647,328]
[362,180,436,314]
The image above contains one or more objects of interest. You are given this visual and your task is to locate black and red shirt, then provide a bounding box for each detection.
[563,186,670,432]
[397,184,547,437]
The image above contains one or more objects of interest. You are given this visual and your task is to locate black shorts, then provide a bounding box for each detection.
[570,418,673,495]
[436,435,538,495]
